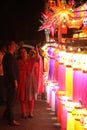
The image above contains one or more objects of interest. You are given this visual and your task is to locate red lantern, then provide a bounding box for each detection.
[61,24,67,34]
[82,26,87,33]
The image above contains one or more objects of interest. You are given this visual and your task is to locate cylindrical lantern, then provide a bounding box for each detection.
[46,81,54,103]
[61,103,67,130]
[44,56,49,73]
[81,54,87,72]
[72,106,84,130]
[81,53,87,107]
[57,91,65,123]
[66,100,82,130]
[47,47,56,80]
[72,53,82,101]
[67,112,75,130]
[58,51,65,90]
[65,52,73,98]
[51,84,59,111]
[80,110,87,130]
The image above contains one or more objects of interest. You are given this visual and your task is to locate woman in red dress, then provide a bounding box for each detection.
[17,47,38,118]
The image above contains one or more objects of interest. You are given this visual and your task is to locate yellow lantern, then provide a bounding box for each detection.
[65,101,81,130]
[68,19,82,29]
[72,106,84,121]
[72,106,85,130]
[65,52,73,97]
[57,90,65,98]
[80,109,87,130]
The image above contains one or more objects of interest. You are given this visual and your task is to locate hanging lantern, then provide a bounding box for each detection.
[82,26,87,33]
[61,24,67,34]
[48,0,56,7]
[82,18,87,33]
[68,19,82,29]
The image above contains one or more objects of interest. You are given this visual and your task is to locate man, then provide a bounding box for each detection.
[0,42,7,105]
[3,41,20,126]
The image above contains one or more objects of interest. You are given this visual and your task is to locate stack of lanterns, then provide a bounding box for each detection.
[64,52,73,98]
[81,53,87,108]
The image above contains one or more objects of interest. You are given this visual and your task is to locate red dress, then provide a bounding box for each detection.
[18,57,38,101]
[17,59,29,101]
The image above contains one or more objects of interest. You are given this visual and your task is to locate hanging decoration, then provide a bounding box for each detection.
[82,18,87,33]
[39,0,83,41]
[67,19,82,29]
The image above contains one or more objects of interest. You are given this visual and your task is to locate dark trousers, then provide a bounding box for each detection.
[3,82,17,122]
[0,76,6,103]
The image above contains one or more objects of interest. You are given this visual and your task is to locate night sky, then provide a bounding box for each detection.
[0,0,45,41]
[0,0,86,42]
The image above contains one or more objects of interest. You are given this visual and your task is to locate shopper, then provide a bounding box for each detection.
[17,47,38,118]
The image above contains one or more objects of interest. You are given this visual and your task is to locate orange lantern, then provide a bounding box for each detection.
[82,26,87,33]
[68,19,82,29]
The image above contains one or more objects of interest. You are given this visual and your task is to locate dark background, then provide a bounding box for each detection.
[0,0,45,42]
[0,0,86,42]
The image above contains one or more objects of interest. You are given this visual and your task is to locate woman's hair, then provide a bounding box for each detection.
[17,47,26,59]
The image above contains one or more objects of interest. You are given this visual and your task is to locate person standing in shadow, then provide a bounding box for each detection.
[0,42,7,105]
[2,41,20,126]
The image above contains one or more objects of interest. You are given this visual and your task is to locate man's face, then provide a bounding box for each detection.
[10,41,17,52]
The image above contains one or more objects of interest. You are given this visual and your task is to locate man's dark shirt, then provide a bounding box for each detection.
[3,52,19,84]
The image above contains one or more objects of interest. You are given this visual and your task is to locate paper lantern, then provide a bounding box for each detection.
[60,95,69,105]
[65,100,81,113]
[65,66,73,97]
[64,52,73,67]
[67,112,75,130]
[72,53,82,70]
[80,110,87,130]
[72,106,84,121]
[81,54,87,72]
[82,26,87,33]
[58,51,65,64]
[68,19,82,29]
[61,24,67,34]
[57,91,65,123]
[58,91,65,98]
[51,85,59,111]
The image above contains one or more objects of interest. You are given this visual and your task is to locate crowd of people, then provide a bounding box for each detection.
[0,40,44,126]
